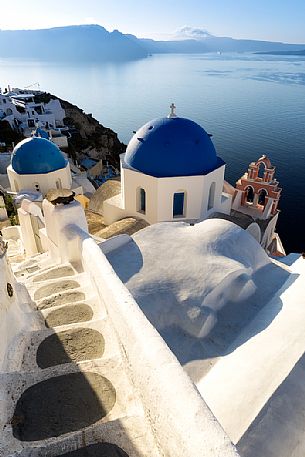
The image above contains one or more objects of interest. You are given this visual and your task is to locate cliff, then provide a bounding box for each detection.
[58,97,126,169]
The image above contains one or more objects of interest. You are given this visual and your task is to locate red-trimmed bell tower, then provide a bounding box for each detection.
[232,155,281,219]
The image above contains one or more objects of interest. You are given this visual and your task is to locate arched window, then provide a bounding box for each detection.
[138,188,146,213]
[245,186,254,203]
[56,179,62,190]
[208,182,216,210]
[258,189,267,206]
[34,182,40,192]
[173,191,185,217]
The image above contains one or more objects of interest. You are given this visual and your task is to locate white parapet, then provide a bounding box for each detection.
[43,198,88,264]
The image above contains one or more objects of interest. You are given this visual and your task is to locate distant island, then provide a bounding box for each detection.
[0,25,305,61]
[255,49,305,56]
[0,25,148,61]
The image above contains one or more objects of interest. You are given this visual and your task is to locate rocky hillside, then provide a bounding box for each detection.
[36,93,126,170]
[62,100,125,169]
[0,120,23,148]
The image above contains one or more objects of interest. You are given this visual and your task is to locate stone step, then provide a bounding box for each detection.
[37,291,87,310]
[25,272,92,302]
[31,265,76,283]
[17,319,121,373]
[40,296,106,327]
[2,415,160,457]
[12,371,117,441]
[44,303,94,328]
[33,279,82,301]
[0,359,144,454]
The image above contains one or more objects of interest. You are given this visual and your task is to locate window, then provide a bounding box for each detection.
[138,188,146,213]
[173,192,185,217]
[208,182,216,210]
[34,182,40,192]
[56,179,62,190]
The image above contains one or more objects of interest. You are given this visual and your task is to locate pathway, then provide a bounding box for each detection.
[0,254,161,457]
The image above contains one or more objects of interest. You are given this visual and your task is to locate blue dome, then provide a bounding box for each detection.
[11,137,68,175]
[124,117,224,178]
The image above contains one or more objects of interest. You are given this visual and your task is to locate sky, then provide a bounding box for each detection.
[0,0,305,43]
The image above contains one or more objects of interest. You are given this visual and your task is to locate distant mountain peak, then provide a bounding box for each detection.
[174,26,214,41]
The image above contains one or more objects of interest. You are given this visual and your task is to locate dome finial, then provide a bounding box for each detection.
[168,102,177,118]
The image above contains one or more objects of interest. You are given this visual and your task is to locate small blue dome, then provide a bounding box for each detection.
[11,137,68,175]
[124,117,224,178]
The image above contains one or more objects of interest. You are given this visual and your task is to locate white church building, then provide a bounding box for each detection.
[100,105,284,256]
[6,136,95,199]
[103,105,232,225]
[7,137,72,195]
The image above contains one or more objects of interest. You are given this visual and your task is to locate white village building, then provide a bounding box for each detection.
[0,88,68,147]
[0,89,65,132]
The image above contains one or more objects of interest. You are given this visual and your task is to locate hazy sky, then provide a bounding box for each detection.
[1,0,305,43]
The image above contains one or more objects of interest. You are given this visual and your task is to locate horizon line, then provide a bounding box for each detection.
[0,23,305,45]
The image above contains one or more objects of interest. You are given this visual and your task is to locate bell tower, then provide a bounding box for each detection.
[232,155,281,219]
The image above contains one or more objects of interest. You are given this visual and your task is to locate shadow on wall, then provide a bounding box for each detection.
[106,238,144,283]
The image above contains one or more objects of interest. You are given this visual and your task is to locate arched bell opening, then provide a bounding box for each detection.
[245,186,254,203]
[258,189,267,207]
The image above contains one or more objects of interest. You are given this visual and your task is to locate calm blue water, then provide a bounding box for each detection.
[1,53,305,253]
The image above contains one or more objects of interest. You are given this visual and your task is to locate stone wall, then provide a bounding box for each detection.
[0,241,39,371]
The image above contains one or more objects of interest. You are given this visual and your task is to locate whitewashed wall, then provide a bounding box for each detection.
[0,195,7,221]
[105,163,231,224]
[0,247,39,372]
[123,167,158,223]
[7,163,72,195]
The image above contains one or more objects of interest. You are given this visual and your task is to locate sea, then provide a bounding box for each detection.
[0,52,304,253]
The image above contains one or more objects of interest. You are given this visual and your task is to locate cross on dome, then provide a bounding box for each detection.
[168,103,177,118]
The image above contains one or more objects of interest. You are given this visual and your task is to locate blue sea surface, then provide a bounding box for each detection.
[0,53,304,253]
